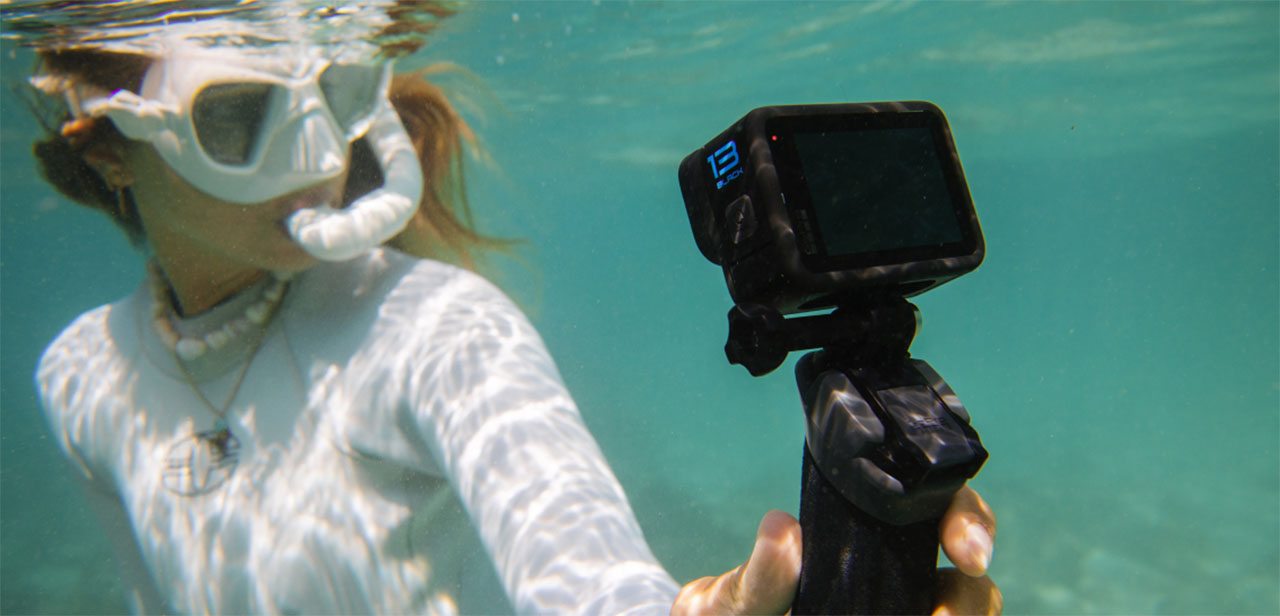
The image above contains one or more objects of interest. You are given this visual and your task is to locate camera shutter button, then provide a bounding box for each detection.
[724,195,757,246]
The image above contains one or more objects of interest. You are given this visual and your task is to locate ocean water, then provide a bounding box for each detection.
[2,1,1277,614]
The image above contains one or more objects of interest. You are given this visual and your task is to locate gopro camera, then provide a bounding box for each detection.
[679,102,989,614]
[678,102,983,314]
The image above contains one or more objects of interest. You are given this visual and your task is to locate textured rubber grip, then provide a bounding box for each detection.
[792,446,941,615]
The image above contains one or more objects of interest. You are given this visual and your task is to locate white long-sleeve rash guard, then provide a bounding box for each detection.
[37,249,679,614]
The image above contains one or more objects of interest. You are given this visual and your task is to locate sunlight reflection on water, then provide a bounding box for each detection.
[0,0,445,58]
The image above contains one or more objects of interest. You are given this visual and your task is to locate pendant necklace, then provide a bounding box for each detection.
[150,263,292,496]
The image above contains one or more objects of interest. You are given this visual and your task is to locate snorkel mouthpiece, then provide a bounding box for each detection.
[286,102,424,261]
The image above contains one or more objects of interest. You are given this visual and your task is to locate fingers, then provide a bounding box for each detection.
[674,496,997,616]
[671,510,802,616]
[933,568,1002,616]
[939,486,997,577]
[737,510,802,613]
[671,571,738,616]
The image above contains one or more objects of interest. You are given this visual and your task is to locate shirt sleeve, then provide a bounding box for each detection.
[396,267,679,615]
[36,304,171,614]
[37,306,115,486]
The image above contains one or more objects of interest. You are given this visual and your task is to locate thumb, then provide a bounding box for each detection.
[738,510,804,613]
[673,510,803,615]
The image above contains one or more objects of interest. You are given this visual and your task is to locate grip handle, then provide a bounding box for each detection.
[792,446,941,615]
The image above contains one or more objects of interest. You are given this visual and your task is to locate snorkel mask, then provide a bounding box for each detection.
[63,40,423,261]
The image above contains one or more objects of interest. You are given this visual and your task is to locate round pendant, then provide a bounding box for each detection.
[162,424,241,496]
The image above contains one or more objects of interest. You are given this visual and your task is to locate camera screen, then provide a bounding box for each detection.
[769,111,976,270]
[793,127,962,255]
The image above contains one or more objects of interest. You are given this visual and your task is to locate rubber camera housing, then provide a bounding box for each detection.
[678,102,984,314]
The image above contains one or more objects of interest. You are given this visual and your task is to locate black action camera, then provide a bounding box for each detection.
[678,102,988,614]
[678,101,983,315]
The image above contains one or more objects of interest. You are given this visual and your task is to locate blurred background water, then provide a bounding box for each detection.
[2,1,1277,613]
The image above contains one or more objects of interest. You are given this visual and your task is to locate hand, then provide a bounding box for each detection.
[671,486,1001,615]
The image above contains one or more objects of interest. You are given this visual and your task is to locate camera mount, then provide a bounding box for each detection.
[726,298,986,613]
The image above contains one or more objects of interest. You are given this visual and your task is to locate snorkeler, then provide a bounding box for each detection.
[27,15,999,616]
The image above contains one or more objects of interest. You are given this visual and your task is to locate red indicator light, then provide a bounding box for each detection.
[771,135,778,141]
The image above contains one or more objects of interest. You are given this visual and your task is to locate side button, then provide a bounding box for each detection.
[725,195,757,246]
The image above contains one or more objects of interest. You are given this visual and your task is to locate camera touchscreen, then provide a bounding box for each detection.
[768,112,978,272]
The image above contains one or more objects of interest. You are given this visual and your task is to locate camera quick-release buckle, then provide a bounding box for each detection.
[798,356,986,526]
[725,298,986,523]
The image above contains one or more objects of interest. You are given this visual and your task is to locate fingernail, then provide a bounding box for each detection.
[966,523,993,572]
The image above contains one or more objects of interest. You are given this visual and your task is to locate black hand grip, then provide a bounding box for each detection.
[792,446,941,615]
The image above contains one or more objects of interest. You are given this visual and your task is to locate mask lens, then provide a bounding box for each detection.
[192,83,274,165]
[319,64,382,134]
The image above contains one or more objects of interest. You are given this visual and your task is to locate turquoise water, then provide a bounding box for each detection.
[2,1,1277,613]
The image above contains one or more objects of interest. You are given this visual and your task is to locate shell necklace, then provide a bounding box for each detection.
[147,262,292,361]
[148,262,292,496]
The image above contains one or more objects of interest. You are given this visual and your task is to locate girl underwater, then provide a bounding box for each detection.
[25,8,1000,615]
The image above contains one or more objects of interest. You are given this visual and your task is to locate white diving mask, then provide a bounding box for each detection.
[67,42,424,261]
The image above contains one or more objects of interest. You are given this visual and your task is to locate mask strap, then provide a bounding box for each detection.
[82,90,175,142]
[285,101,424,261]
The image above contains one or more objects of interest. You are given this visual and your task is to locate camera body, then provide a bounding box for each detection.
[678,102,984,314]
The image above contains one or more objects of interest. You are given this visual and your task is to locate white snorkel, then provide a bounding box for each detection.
[285,98,423,261]
[59,37,423,262]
